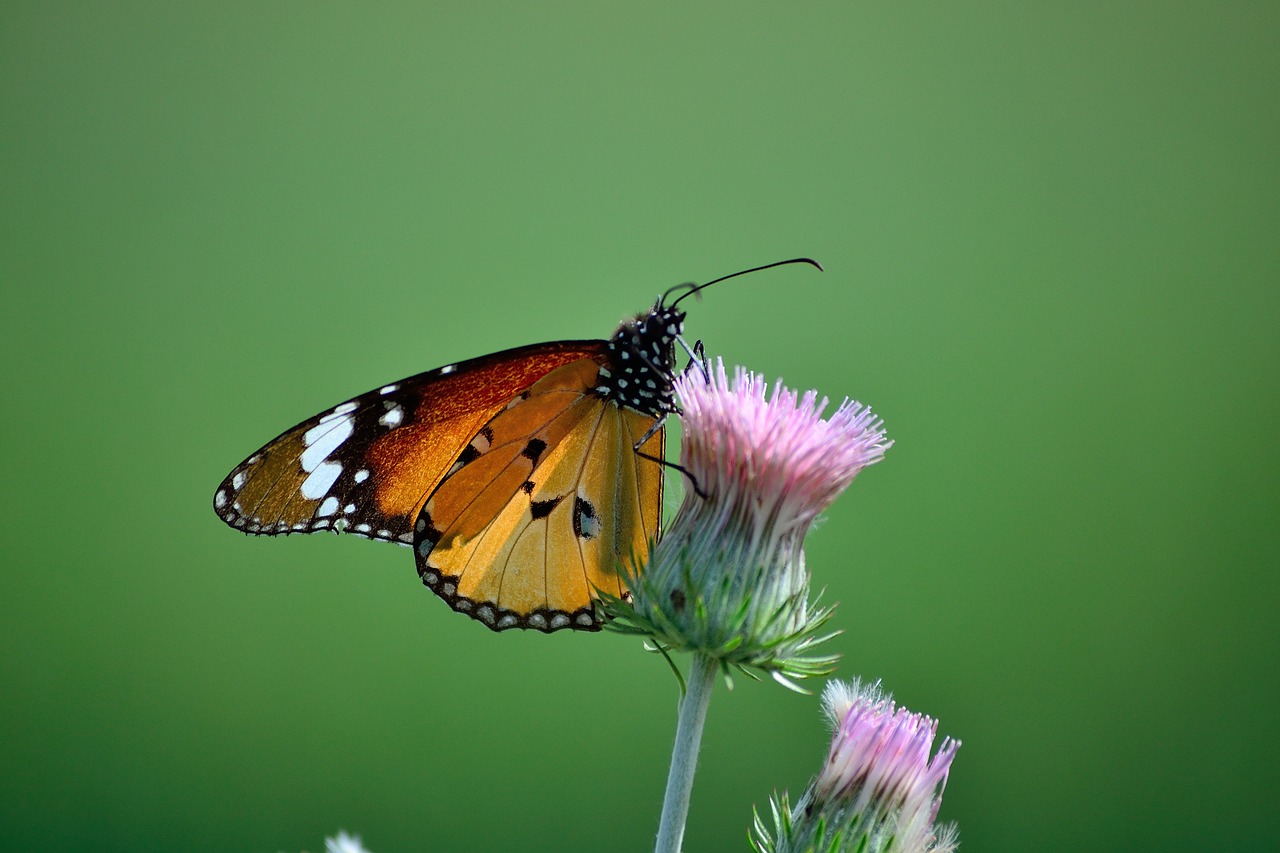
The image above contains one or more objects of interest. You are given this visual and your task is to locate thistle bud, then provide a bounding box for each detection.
[753,679,960,853]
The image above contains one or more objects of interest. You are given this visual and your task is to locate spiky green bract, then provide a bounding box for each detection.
[750,679,960,853]
[599,540,840,688]
[602,360,889,687]
[751,789,959,853]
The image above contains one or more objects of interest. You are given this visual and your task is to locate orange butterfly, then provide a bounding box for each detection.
[213,260,819,632]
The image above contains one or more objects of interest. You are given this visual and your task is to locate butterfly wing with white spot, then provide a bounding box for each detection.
[213,341,606,546]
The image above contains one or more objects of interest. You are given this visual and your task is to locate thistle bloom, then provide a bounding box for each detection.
[605,359,891,682]
[754,679,960,853]
[324,831,372,853]
[678,361,890,544]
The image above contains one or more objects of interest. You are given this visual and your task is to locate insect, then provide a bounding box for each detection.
[213,259,820,632]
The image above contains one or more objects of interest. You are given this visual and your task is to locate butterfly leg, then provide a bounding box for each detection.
[632,413,708,499]
[676,336,709,383]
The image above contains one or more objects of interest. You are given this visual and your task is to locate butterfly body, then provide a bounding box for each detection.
[214,301,686,632]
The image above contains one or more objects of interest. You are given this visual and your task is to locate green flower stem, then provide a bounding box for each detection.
[655,652,717,853]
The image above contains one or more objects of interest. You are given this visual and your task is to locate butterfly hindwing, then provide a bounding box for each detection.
[415,359,665,632]
[213,342,604,544]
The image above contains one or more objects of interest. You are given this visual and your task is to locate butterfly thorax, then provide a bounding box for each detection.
[595,302,686,417]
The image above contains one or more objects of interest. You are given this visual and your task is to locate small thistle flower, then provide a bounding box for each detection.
[324,831,372,853]
[753,678,961,853]
[603,359,890,685]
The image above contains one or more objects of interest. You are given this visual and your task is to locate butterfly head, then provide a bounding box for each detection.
[596,300,687,417]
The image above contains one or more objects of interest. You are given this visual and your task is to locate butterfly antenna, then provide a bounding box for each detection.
[667,257,823,309]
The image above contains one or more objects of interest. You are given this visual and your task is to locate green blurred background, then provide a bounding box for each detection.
[2,2,1276,851]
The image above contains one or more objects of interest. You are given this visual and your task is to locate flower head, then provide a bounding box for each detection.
[816,680,960,842]
[325,831,372,853]
[603,359,890,684]
[679,361,890,541]
[753,678,960,853]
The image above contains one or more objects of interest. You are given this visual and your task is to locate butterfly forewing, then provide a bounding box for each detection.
[213,342,603,544]
[415,362,665,632]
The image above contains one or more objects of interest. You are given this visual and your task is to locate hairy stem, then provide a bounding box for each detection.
[655,652,717,853]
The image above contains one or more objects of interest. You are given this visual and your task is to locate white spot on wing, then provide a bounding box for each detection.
[232,471,246,490]
[354,469,370,483]
[379,384,399,395]
[440,364,457,374]
[317,496,339,517]
[301,414,354,473]
[320,401,359,423]
[378,405,404,427]
[300,461,342,500]
[215,490,227,509]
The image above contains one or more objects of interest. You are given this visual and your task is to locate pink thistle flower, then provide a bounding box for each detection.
[817,680,960,848]
[603,359,891,684]
[753,679,960,853]
[678,360,890,541]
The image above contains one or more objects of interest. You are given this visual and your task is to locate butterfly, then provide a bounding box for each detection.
[213,259,820,633]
